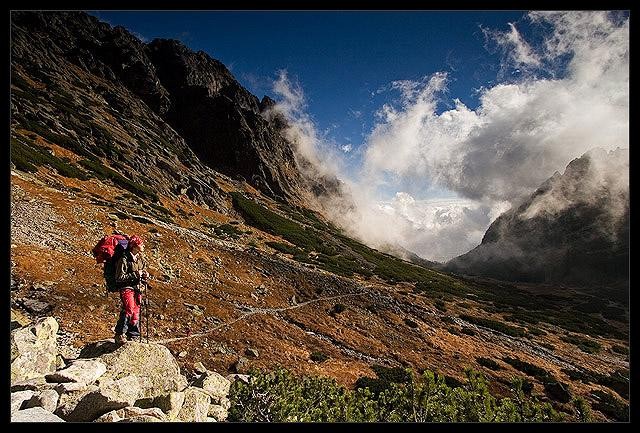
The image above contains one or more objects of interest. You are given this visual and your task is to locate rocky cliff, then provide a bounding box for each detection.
[445,148,629,286]
[10,10,339,207]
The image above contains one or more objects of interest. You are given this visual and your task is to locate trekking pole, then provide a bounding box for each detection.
[144,280,150,344]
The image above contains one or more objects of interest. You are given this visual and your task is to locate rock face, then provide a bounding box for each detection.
[446,148,629,286]
[11,317,59,382]
[10,11,345,208]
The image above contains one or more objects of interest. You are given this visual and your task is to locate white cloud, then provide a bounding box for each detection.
[270,12,629,262]
[268,70,345,180]
[341,144,353,153]
[363,11,628,206]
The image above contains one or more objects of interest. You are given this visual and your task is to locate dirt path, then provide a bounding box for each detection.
[154,290,369,344]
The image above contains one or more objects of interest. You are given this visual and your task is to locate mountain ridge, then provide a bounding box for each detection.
[445,148,629,286]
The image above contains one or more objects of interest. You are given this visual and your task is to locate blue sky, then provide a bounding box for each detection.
[86,11,628,261]
[89,11,527,183]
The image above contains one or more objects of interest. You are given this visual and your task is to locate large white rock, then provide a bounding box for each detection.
[11,317,58,383]
[45,359,107,385]
[194,371,230,401]
[12,406,65,422]
[91,342,187,400]
[11,376,53,392]
[208,404,228,421]
[11,390,34,413]
[54,385,99,420]
[153,391,185,420]
[177,387,210,422]
[57,376,144,422]
[23,389,59,413]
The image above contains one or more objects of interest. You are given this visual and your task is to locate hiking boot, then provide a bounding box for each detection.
[114,334,127,345]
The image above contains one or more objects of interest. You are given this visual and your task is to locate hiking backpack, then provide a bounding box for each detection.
[92,234,129,292]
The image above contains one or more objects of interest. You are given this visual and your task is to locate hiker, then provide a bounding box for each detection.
[113,235,149,344]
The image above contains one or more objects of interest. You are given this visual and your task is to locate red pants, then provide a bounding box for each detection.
[120,288,142,324]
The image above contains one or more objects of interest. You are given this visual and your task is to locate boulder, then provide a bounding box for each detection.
[226,373,251,385]
[11,406,65,422]
[45,358,107,385]
[11,390,34,413]
[54,385,99,421]
[118,415,163,422]
[55,382,91,393]
[206,417,218,422]
[208,404,228,421]
[56,376,145,422]
[95,406,167,422]
[11,376,52,392]
[23,389,59,413]
[11,317,58,383]
[177,387,210,422]
[218,396,231,410]
[193,361,207,374]
[10,308,31,330]
[152,391,185,420]
[78,340,121,358]
[193,370,230,401]
[92,342,187,400]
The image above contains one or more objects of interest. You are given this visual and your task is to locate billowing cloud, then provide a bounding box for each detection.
[269,11,629,262]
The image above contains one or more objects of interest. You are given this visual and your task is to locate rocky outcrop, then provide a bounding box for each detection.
[146,38,308,202]
[11,317,58,382]
[10,316,238,423]
[10,11,345,208]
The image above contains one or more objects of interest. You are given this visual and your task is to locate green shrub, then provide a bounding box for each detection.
[310,351,329,363]
[560,335,601,354]
[354,365,413,398]
[459,314,527,338]
[11,137,89,180]
[214,223,244,238]
[16,118,97,159]
[561,368,628,399]
[543,379,572,403]
[78,159,159,202]
[502,357,552,382]
[476,357,502,371]
[461,327,476,336]
[572,397,592,422]
[610,344,628,355]
[434,299,447,312]
[229,367,565,422]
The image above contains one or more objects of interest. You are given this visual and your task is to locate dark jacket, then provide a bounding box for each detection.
[115,250,147,289]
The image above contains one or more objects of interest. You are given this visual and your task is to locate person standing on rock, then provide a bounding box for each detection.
[114,235,149,344]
